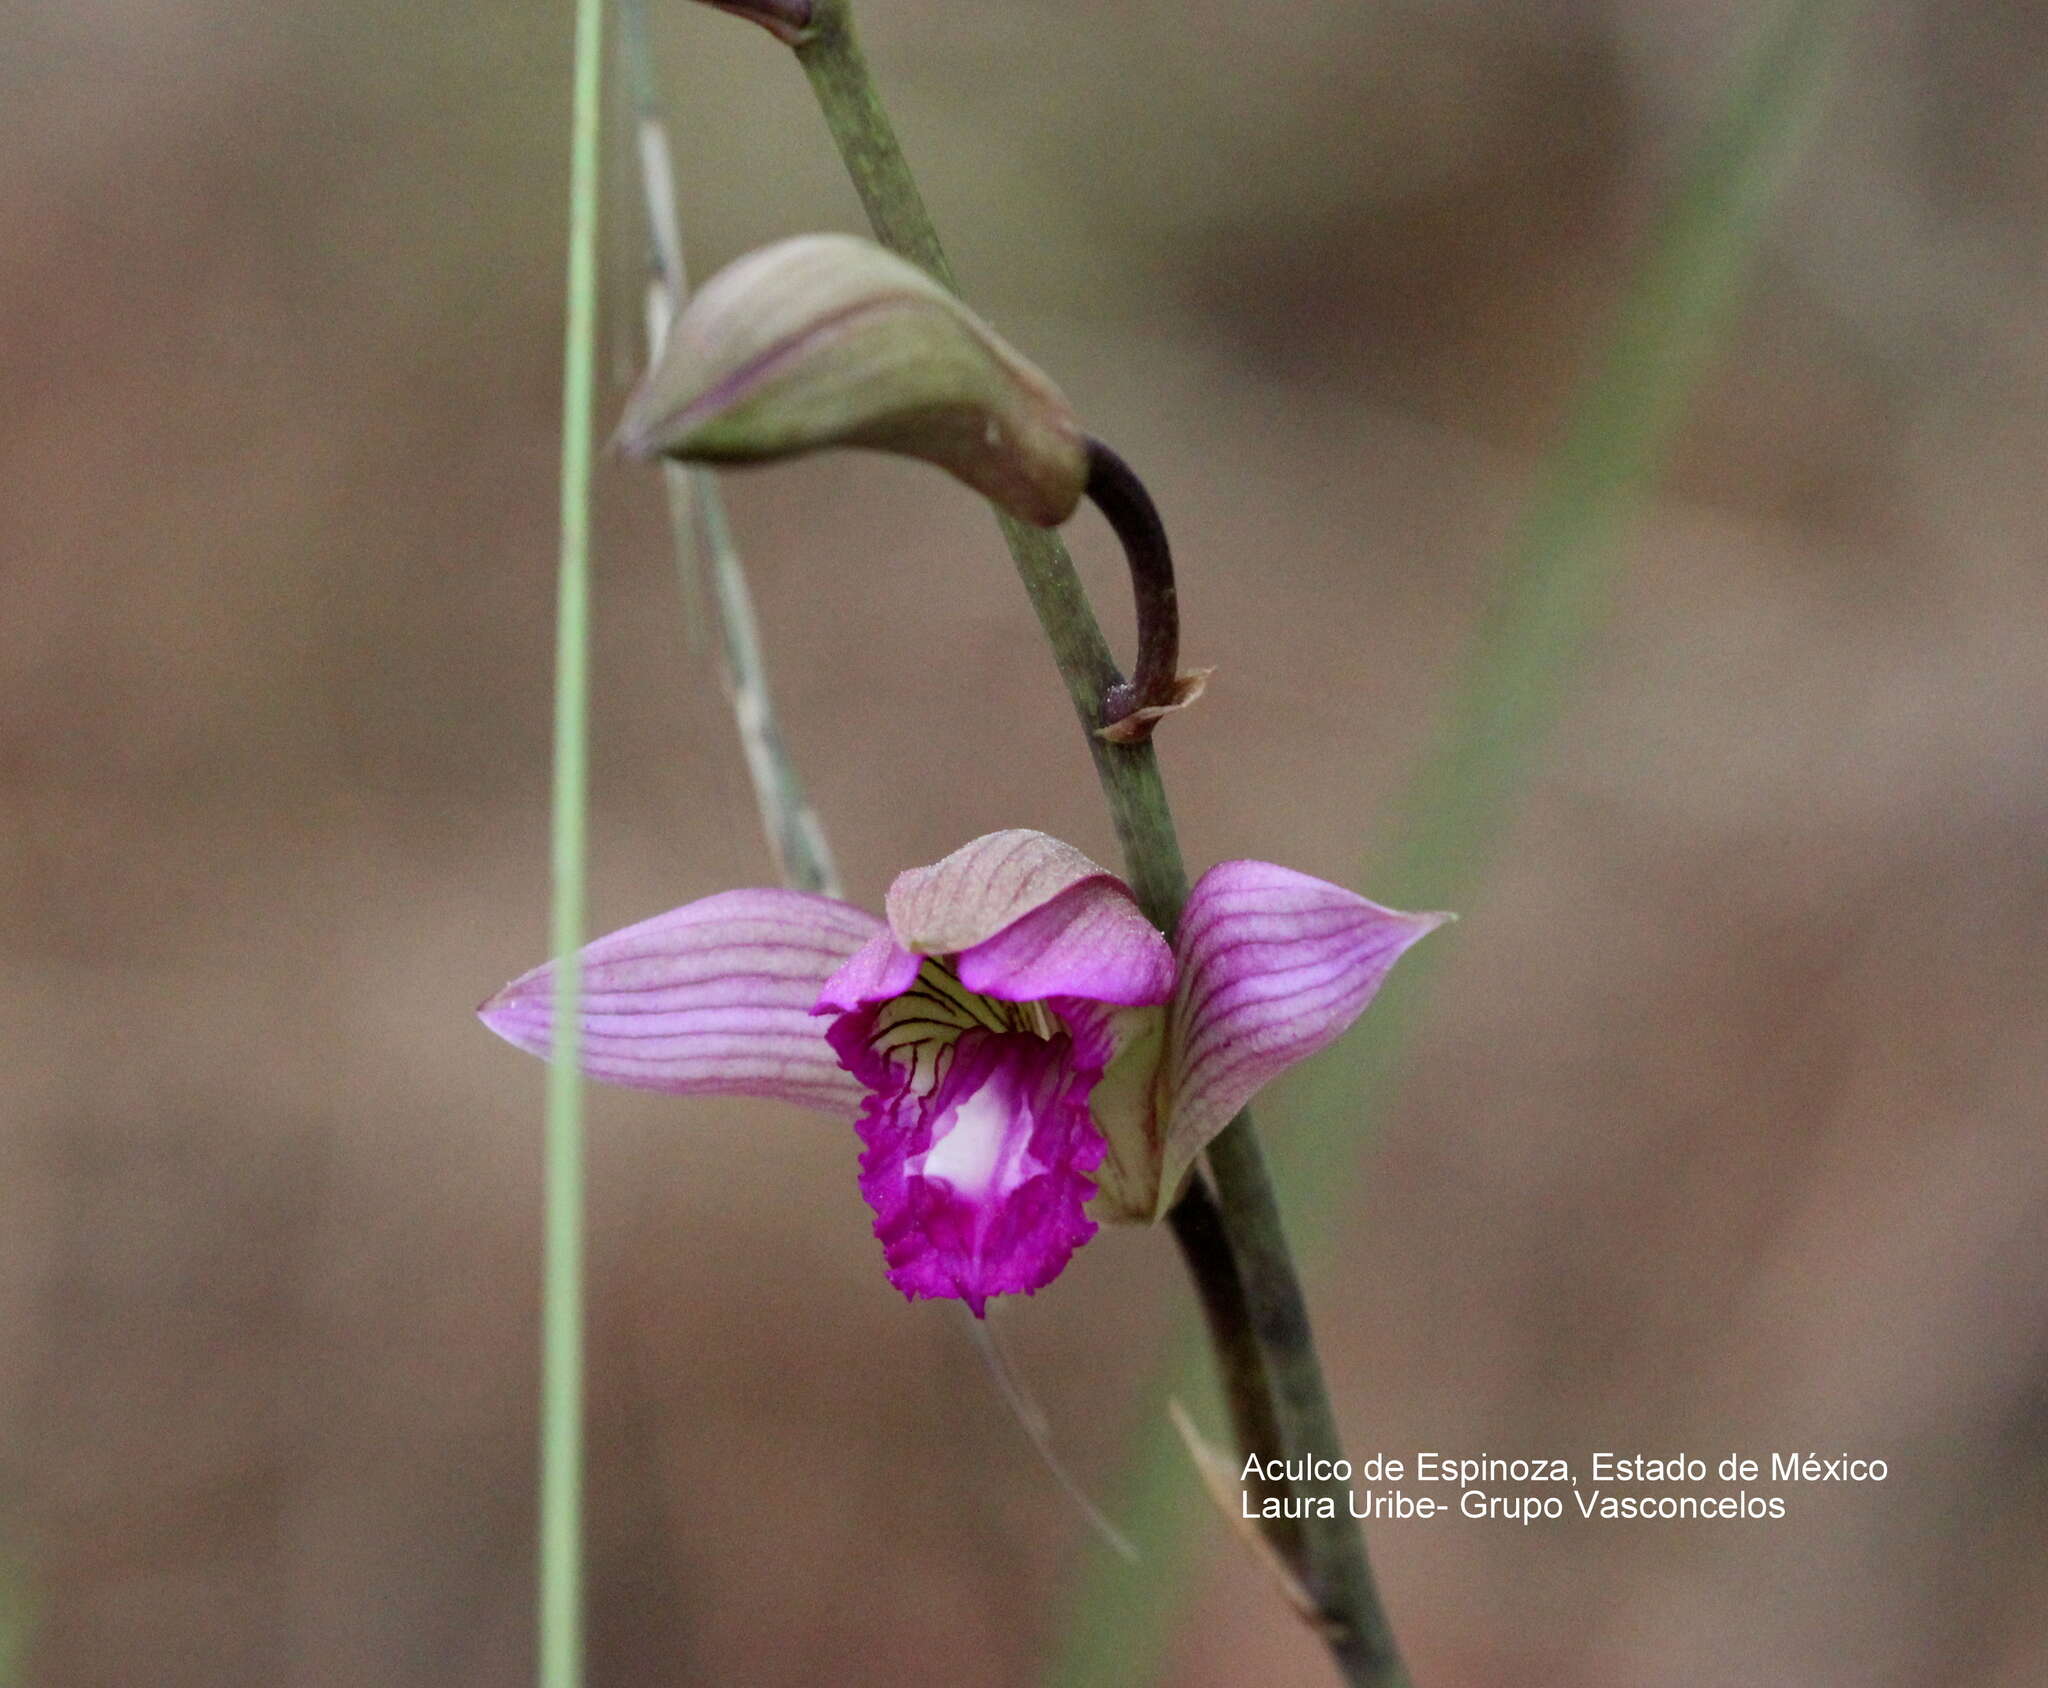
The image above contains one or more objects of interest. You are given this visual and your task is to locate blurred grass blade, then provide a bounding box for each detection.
[1043,4,1852,1684]
[1286,0,1858,1247]
[1373,0,1853,919]
[542,0,607,1682]
[689,472,843,895]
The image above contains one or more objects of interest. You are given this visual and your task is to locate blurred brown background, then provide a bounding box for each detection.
[3,0,2043,1683]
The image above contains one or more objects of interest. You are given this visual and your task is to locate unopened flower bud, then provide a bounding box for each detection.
[695,0,814,44]
[617,234,1090,527]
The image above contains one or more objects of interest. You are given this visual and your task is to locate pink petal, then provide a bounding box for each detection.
[1158,861,1449,1212]
[855,1028,1104,1315]
[479,889,882,1112]
[885,829,1117,955]
[881,829,1173,1007]
[955,878,1175,1006]
[814,928,922,1014]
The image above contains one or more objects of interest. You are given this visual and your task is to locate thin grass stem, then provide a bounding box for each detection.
[540,0,607,1681]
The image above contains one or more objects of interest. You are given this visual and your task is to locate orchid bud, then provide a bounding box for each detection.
[695,0,814,44]
[616,234,1090,527]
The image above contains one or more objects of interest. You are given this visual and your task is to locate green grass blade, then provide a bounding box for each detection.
[541,0,607,1681]
[1043,5,1852,1683]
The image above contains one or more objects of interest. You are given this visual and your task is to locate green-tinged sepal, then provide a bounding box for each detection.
[1084,1005,1171,1223]
[616,234,1090,527]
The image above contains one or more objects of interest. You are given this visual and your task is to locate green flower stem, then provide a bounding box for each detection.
[1163,1179,1300,1561]
[791,3,1398,1680]
[794,2,952,283]
[995,505,1193,928]
[1055,4,1857,1683]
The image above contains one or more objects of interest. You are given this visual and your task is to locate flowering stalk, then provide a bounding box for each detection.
[779,2,1402,1677]
[784,7,1188,922]
[490,211,1446,1632]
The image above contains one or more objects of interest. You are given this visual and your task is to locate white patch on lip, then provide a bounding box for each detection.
[916,1068,1047,1202]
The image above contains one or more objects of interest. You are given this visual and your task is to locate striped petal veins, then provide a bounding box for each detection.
[476,829,1445,1314]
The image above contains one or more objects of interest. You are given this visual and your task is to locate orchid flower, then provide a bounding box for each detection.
[481,830,1445,1315]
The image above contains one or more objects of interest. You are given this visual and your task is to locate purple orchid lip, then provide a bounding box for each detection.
[850,1021,1103,1317]
[480,829,1447,1311]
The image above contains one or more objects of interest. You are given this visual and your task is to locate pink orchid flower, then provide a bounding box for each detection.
[481,830,1445,1314]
